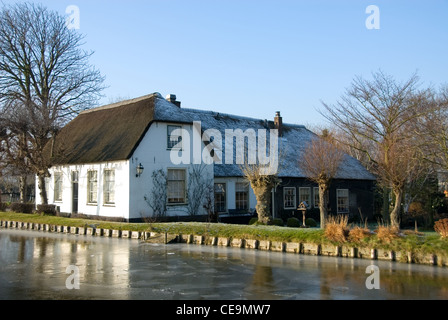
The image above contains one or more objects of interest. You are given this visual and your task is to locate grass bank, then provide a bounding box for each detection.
[0,211,324,242]
[1,211,447,258]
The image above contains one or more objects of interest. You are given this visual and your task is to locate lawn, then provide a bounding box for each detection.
[1,211,447,258]
[0,211,324,242]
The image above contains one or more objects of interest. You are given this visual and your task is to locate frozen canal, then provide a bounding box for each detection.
[1,229,448,300]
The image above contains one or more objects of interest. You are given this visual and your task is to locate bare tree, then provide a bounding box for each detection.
[144,169,168,218]
[417,85,448,171]
[240,162,281,225]
[203,183,217,222]
[321,70,429,228]
[186,164,214,216]
[299,133,344,229]
[238,129,281,225]
[0,125,33,202]
[0,3,105,204]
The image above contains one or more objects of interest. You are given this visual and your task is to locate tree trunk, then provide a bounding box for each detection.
[253,184,272,225]
[37,173,48,205]
[19,175,27,203]
[319,183,329,229]
[390,188,403,228]
[382,186,390,223]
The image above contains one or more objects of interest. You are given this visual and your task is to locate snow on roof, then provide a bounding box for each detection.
[50,92,375,181]
[153,94,376,181]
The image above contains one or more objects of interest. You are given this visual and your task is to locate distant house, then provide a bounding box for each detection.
[438,171,448,196]
[36,93,376,222]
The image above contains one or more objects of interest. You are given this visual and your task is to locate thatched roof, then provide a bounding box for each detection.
[48,92,376,181]
[49,94,157,165]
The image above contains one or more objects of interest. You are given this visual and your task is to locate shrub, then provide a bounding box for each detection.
[434,218,448,239]
[349,226,372,243]
[286,217,301,228]
[0,202,8,212]
[249,217,258,225]
[305,218,317,227]
[249,217,284,226]
[375,225,401,243]
[408,202,425,215]
[36,204,57,216]
[10,202,34,214]
[272,218,284,226]
[324,215,349,243]
[402,229,424,237]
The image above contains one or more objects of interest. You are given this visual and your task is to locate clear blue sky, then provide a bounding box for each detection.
[4,0,448,127]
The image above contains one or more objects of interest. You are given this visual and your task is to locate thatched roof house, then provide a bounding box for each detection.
[39,93,376,222]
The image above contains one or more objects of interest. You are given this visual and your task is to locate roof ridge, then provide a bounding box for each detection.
[80,92,162,115]
[181,107,261,123]
[180,107,306,129]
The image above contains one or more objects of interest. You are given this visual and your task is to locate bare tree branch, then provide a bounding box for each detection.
[299,132,344,228]
[320,70,430,228]
[0,3,105,204]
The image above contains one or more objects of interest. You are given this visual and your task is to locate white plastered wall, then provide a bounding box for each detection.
[129,121,214,220]
[37,161,130,219]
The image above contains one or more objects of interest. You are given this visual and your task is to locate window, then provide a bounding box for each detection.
[167,169,186,204]
[313,187,320,208]
[337,189,349,213]
[299,187,311,207]
[72,171,79,183]
[87,171,98,204]
[167,125,182,149]
[103,169,115,205]
[54,172,63,202]
[45,177,50,199]
[283,187,296,209]
[235,182,249,211]
[214,183,226,213]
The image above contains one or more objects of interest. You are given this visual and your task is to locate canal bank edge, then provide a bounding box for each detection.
[0,219,446,267]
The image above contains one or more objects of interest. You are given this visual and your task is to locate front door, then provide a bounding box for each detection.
[72,171,79,214]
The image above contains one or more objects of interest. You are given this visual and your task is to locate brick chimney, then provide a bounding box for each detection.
[166,94,181,108]
[274,111,283,137]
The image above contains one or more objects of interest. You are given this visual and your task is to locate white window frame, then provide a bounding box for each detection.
[87,170,98,204]
[167,125,182,150]
[54,172,63,202]
[313,187,320,208]
[235,182,249,211]
[283,187,296,209]
[337,189,349,213]
[103,169,115,205]
[299,187,311,208]
[214,183,227,213]
[167,168,187,204]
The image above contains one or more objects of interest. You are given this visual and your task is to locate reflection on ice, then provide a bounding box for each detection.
[1,229,448,300]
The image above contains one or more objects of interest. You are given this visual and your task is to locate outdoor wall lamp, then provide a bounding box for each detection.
[136,163,144,177]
